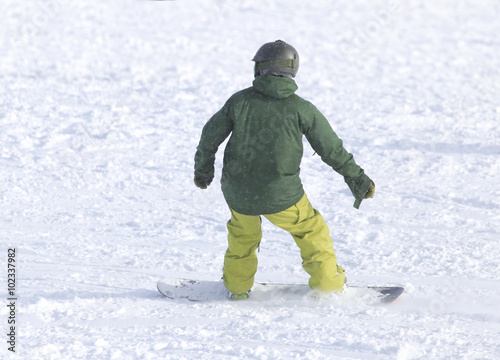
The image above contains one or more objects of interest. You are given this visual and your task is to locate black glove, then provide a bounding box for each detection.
[194,174,213,189]
[348,174,374,209]
[364,181,375,199]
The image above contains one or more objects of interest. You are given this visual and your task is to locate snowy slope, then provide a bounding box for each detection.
[1,0,499,359]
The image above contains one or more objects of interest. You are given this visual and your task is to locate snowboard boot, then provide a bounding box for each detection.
[229,291,250,300]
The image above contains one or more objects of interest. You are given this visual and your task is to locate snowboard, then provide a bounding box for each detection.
[157,278,404,305]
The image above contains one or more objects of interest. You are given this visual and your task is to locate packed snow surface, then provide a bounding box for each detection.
[1,0,499,359]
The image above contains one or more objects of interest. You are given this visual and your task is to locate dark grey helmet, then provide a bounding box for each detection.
[252,40,299,78]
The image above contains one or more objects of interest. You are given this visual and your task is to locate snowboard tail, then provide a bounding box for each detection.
[157,278,404,304]
[362,285,404,304]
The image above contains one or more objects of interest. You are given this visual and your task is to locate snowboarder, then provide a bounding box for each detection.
[194,40,375,300]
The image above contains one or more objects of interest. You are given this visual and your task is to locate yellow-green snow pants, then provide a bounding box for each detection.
[223,194,345,294]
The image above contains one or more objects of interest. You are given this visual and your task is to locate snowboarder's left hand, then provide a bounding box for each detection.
[194,174,213,189]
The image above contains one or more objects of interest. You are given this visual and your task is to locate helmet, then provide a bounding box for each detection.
[252,40,299,78]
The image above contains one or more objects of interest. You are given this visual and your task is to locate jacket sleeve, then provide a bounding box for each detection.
[301,104,371,204]
[194,101,233,179]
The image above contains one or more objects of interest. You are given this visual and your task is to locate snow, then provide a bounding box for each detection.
[1,0,499,359]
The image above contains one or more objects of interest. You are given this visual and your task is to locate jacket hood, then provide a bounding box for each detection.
[252,75,298,99]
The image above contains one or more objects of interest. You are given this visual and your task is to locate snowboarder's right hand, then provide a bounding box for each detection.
[194,174,213,189]
[364,181,375,199]
[349,175,375,209]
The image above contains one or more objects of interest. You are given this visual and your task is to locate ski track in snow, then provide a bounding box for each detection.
[1,0,499,359]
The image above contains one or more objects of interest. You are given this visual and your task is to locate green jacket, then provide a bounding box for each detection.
[195,75,370,215]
